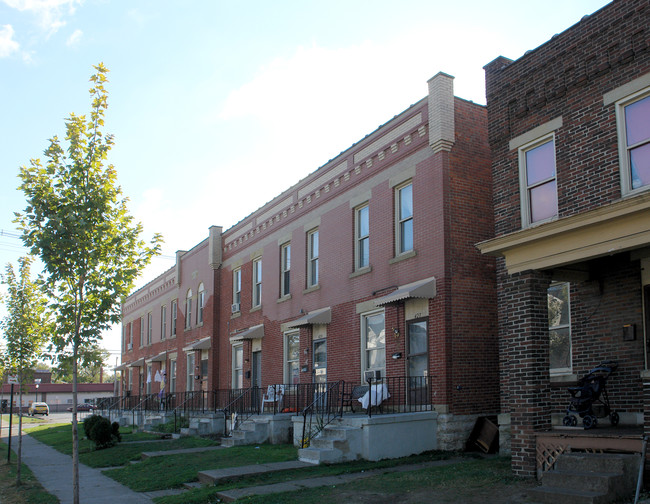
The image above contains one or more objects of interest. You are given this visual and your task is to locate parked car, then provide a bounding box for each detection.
[28,402,49,416]
[67,403,95,412]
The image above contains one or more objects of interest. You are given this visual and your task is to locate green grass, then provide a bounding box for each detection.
[1,414,43,425]
[0,440,59,504]
[105,444,298,492]
[25,423,218,468]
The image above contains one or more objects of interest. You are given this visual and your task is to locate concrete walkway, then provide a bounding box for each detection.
[1,427,153,504]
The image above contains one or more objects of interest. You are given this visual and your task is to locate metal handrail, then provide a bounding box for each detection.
[300,380,343,448]
[220,387,257,436]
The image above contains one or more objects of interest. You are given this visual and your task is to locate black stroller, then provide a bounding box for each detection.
[562,361,619,430]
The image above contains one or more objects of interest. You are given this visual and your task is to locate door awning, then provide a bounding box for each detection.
[146,351,167,363]
[229,324,264,343]
[374,276,437,306]
[285,307,332,328]
[128,358,146,368]
[114,363,129,372]
[182,336,211,352]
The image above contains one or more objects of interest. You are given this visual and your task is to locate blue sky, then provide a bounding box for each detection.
[0,0,611,360]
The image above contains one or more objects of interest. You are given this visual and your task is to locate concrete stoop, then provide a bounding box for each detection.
[221,417,270,447]
[298,423,363,464]
[179,415,224,436]
[529,452,640,504]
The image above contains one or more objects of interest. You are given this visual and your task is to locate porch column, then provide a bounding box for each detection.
[642,371,650,436]
[499,266,552,477]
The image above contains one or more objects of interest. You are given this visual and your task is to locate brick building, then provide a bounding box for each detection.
[479,0,650,477]
[120,72,498,448]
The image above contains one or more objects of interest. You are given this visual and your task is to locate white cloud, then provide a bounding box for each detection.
[66,27,82,46]
[3,0,82,36]
[0,24,20,57]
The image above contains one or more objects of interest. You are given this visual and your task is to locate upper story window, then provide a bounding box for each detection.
[161,305,167,340]
[519,136,558,226]
[618,92,650,194]
[140,316,144,347]
[280,243,291,298]
[396,182,413,255]
[232,268,241,311]
[129,321,133,347]
[197,283,205,324]
[185,289,192,329]
[252,258,262,308]
[147,312,153,345]
[171,300,177,337]
[355,203,370,270]
[548,282,571,374]
[307,228,319,288]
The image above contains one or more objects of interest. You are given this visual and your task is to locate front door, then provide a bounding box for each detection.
[313,339,327,384]
[407,320,428,406]
[252,351,262,388]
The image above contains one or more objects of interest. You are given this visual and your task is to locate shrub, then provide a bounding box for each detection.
[111,421,122,442]
[87,416,121,450]
[83,414,103,439]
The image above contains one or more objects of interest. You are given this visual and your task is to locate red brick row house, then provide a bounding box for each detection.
[119,72,499,449]
[479,0,650,477]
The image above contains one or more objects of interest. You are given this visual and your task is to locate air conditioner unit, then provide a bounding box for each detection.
[231,303,240,313]
[127,343,133,350]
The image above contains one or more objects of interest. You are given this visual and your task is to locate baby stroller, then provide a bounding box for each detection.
[562,360,619,430]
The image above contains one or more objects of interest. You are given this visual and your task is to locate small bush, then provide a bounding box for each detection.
[83,414,103,439]
[111,422,121,442]
[87,416,120,450]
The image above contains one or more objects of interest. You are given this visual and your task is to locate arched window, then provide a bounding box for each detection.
[185,289,192,329]
[197,283,205,324]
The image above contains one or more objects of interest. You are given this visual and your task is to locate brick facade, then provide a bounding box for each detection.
[481,0,650,477]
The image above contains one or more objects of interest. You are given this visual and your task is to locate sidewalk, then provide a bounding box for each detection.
[1,425,153,504]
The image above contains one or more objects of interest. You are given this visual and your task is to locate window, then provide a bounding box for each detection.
[128,368,132,391]
[284,331,300,384]
[197,283,205,324]
[161,305,167,340]
[280,243,291,297]
[617,92,650,194]
[169,359,176,393]
[396,182,413,254]
[548,282,571,374]
[355,204,370,270]
[361,310,386,379]
[129,321,133,348]
[520,136,558,226]
[147,312,153,345]
[252,258,262,308]
[307,229,319,287]
[146,364,152,394]
[140,316,144,347]
[185,289,192,329]
[233,268,241,310]
[171,300,177,337]
[186,353,195,391]
[233,344,243,389]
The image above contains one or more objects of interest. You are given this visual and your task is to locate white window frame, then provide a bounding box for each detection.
[140,316,144,347]
[284,330,300,384]
[197,283,205,324]
[355,203,370,270]
[252,258,262,308]
[161,305,167,340]
[360,309,386,381]
[129,321,133,348]
[614,88,650,196]
[233,268,241,309]
[185,289,192,329]
[518,134,558,227]
[232,344,244,389]
[548,282,572,375]
[169,359,176,393]
[280,242,291,298]
[171,300,177,337]
[395,182,413,255]
[147,312,153,345]
[186,352,195,392]
[307,228,319,288]
[146,364,152,394]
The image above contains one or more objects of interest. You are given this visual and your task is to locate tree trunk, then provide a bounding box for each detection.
[16,373,22,485]
[72,343,79,504]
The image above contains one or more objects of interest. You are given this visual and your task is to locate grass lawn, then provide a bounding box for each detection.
[0,440,58,504]
[25,423,218,468]
[1,414,43,425]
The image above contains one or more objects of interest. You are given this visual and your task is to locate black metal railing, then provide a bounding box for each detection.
[340,376,431,417]
[300,380,343,448]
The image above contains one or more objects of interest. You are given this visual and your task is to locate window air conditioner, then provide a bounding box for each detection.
[231,303,240,313]
[127,343,133,350]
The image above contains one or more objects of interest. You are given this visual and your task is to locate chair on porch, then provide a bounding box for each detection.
[261,384,284,412]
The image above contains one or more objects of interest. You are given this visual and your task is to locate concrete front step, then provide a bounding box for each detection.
[198,460,311,485]
[297,424,363,464]
[529,485,610,504]
[221,418,270,447]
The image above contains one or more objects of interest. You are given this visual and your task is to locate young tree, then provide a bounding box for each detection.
[0,257,49,482]
[14,63,162,504]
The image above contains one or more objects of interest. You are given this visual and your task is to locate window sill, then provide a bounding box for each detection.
[303,284,320,295]
[550,372,577,387]
[250,305,262,313]
[389,249,417,264]
[277,294,292,304]
[230,312,241,319]
[349,266,372,279]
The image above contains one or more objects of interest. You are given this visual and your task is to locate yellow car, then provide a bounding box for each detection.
[28,402,49,416]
